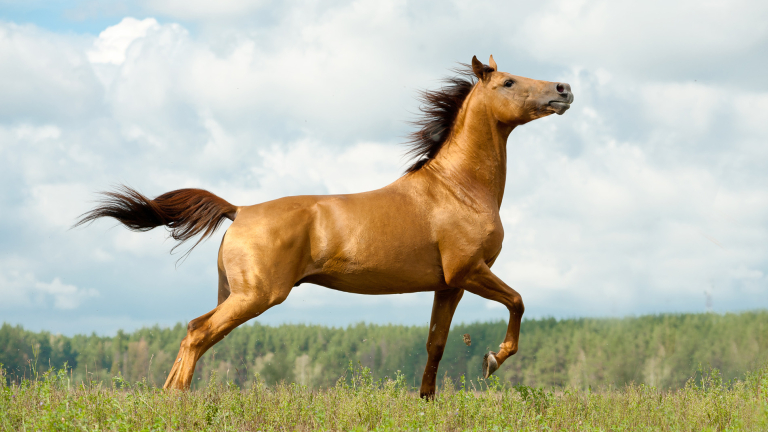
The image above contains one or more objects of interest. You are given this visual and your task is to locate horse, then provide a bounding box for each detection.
[75,55,573,398]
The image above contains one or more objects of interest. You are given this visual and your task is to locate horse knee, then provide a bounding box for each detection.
[187,315,207,333]
[183,313,215,348]
[181,332,204,350]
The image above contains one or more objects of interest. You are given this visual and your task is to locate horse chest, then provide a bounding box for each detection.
[443,210,504,261]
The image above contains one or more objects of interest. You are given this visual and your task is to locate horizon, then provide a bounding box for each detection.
[4,308,765,338]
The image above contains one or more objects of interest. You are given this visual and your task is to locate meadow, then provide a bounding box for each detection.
[1,362,767,431]
[2,311,768,430]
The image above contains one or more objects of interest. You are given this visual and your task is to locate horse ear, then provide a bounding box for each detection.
[489,55,497,71]
[471,55,491,81]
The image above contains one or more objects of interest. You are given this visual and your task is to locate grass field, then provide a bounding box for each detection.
[2,362,767,431]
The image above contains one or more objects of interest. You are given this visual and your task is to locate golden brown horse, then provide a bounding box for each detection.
[76,55,573,398]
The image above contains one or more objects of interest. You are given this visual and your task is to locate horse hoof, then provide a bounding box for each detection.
[420,391,435,401]
[483,351,498,378]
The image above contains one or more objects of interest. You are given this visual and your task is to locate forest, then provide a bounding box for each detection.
[1,311,766,390]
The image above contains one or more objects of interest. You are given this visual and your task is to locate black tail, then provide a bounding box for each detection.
[74,185,237,255]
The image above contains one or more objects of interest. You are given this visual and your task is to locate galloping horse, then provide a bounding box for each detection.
[76,55,573,398]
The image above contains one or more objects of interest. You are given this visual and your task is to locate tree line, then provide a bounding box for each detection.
[1,311,766,390]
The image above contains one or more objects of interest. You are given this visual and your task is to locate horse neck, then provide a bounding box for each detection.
[428,88,513,209]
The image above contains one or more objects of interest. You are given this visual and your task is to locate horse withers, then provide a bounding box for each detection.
[76,55,573,398]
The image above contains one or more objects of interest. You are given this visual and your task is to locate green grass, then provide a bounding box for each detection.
[2,363,767,431]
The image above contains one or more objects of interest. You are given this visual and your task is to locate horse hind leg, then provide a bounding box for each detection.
[163,307,217,390]
[164,213,308,390]
[163,283,291,390]
[420,288,463,400]
[164,240,293,390]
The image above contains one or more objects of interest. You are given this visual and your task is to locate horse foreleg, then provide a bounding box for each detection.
[163,290,285,390]
[420,288,463,400]
[446,263,524,378]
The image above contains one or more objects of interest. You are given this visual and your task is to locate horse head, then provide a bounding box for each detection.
[471,55,574,126]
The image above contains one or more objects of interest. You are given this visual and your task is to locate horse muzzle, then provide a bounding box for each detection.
[549,82,573,115]
[549,101,571,115]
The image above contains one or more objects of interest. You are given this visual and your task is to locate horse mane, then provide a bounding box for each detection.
[404,64,478,173]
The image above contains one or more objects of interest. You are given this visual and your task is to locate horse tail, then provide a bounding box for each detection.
[74,185,237,254]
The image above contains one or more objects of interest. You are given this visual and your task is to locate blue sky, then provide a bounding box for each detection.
[1,0,767,335]
[2,0,144,34]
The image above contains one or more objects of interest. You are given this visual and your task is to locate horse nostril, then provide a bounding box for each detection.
[556,83,565,94]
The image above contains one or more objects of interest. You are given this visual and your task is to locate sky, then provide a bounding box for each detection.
[1,0,767,336]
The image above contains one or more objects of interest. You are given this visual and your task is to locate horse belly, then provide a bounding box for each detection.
[306,248,446,294]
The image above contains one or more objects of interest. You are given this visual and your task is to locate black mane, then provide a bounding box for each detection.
[404,64,477,173]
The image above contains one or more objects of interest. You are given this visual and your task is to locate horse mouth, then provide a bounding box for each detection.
[549,101,570,115]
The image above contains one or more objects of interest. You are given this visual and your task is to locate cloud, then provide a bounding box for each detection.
[0,267,98,310]
[88,17,159,65]
[489,67,768,316]
[143,0,271,21]
[0,1,767,334]
[513,0,768,82]
[0,23,103,123]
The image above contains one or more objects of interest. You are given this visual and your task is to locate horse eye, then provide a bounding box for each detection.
[504,80,514,88]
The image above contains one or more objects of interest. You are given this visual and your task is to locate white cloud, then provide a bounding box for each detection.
[144,0,270,20]
[491,72,768,315]
[88,17,159,65]
[1,1,767,333]
[0,268,98,310]
[26,183,92,229]
[254,140,403,196]
[37,278,99,310]
[641,82,724,134]
[0,23,102,122]
[14,124,62,142]
[514,0,768,81]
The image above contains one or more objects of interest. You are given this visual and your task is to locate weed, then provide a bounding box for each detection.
[1,363,767,431]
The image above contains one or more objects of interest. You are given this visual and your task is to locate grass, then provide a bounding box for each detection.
[1,363,767,431]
